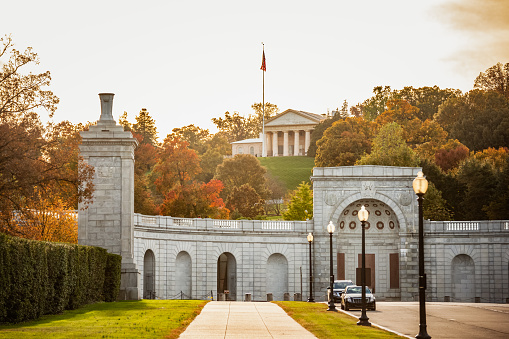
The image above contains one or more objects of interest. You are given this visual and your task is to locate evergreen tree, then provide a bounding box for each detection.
[133,108,158,145]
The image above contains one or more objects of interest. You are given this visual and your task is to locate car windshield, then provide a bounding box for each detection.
[345,286,371,294]
[333,281,353,289]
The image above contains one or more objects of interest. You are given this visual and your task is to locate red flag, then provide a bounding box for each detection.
[260,51,266,71]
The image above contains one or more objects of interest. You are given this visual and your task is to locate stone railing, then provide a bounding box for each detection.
[134,214,311,233]
[426,220,509,233]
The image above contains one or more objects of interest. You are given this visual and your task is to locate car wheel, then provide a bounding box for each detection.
[341,303,344,310]
[344,303,349,311]
[372,302,376,311]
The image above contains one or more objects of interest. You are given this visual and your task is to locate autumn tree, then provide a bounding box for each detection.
[264,173,287,216]
[315,117,374,167]
[357,122,419,167]
[434,140,470,172]
[484,157,509,219]
[393,86,460,121]
[435,90,509,151]
[422,182,453,221]
[169,124,210,155]
[283,182,313,221]
[212,111,257,143]
[214,154,270,201]
[359,86,393,121]
[133,108,158,145]
[307,110,342,158]
[474,62,509,99]
[226,184,264,219]
[0,35,93,237]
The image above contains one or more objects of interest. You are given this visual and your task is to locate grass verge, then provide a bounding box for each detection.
[258,156,315,191]
[274,301,403,338]
[0,300,207,339]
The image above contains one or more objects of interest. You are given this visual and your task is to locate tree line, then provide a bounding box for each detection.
[1,33,508,245]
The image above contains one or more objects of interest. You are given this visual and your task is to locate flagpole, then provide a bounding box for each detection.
[261,42,266,157]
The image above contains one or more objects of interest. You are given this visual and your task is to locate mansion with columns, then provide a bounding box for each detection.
[231,109,325,157]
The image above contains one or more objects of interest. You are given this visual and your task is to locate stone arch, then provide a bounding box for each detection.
[451,254,475,302]
[143,249,156,299]
[217,252,237,301]
[175,251,192,299]
[266,253,289,301]
[329,191,409,233]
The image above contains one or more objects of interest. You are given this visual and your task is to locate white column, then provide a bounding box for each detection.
[294,130,300,156]
[272,131,278,156]
[283,131,289,156]
[305,130,311,155]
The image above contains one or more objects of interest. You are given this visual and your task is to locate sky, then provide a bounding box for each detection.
[2,0,508,139]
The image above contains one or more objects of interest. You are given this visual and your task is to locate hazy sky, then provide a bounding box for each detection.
[2,0,508,139]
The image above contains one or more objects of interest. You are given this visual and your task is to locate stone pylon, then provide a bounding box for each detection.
[78,93,140,300]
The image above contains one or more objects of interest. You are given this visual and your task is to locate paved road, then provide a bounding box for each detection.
[346,302,509,339]
[179,301,316,338]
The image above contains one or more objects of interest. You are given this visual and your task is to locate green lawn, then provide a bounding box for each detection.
[0,300,207,339]
[274,301,403,339]
[258,156,315,191]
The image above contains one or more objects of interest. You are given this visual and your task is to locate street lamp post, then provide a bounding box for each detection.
[307,232,315,302]
[326,221,337,311]
[413,171,431,339]
[357,205,371,326]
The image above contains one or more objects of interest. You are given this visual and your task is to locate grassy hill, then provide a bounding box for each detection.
[258,156,315,192]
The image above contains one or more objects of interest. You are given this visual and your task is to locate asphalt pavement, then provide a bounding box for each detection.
[345,301,509,339]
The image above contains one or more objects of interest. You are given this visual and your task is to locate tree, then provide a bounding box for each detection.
[264,173,287,216]
[211,111,257,142]
[393,86,461,121]
[133,108,158,145]
[474,62,509,99]
[307,111,342,158]
[315,117,374,167]
[152,136,201,195]
[251,102,279,133]
[422,182,453,221]
[484,157,509,219]
[118,111,132,131]
[226,184,264,219]
[198,148,224,183]
[169,125,210,155]
[283,182,313,221]
[0,36,93,235]
[359,86,392,121]
[434,139,470,172]
[472,147,509,171]
[214,154,270,201]
[357,122,419,167]
[435,90,509,151]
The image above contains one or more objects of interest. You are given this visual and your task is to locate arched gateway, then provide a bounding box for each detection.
[78,94,509,303]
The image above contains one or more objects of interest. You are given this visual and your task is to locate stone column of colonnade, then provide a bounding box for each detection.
[272,131,278,156]
[265,129,312,156]
[294,130,299,156]
[283,131,289,156]
[78,93,140,300]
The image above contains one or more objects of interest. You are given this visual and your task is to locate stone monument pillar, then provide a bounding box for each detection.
[78,93,140,300]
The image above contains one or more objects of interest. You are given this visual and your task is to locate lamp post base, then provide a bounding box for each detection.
[416,324,431,339]
[327,299,337,312]
[357,312,371,326]
[307,298,315,302]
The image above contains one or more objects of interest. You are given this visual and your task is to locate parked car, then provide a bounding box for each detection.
[332,280,354,302]
[340,285,376,311]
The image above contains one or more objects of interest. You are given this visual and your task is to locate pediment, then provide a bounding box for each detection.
[265,109,323,127]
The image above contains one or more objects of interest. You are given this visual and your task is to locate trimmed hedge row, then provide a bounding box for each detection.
[0,233,121,323]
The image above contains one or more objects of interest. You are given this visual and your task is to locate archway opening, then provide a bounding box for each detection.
[217,253,237,300]
[266,253,288,300]
[452,254,475,302]
[175,251,192,299]
[143,249,155,299]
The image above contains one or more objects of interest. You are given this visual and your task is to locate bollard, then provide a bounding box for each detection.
[218,293,225,301]
[475,297,481,303]
[245,293,252,302]
[444,296,450,302]
[294,293,301,301]
[284,293,290,301]
[267,293,273,301]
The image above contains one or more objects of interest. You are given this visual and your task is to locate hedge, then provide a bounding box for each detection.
[0,233,121,323]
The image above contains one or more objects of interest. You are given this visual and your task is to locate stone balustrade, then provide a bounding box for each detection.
[426,220,509,233]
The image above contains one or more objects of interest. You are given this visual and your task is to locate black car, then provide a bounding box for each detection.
[332,280,354,302]
[340,285,376,311]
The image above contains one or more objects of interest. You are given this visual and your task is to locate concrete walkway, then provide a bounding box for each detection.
[179,301,317,338]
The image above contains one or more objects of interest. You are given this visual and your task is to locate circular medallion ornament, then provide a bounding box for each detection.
[340,221,345,229]
[365,221,371,230]
[385,210,391,216]
[356,204,361,207]
[352,210,358,216]
[349,221,356,229]
[380,203,385,207]
[377,221,384,230]
[373,203,378,207]
[389,221,395,229]
[375,210,382,216]
[343,210,350,215]
[399,193,412,206]
[365,204,369,207]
